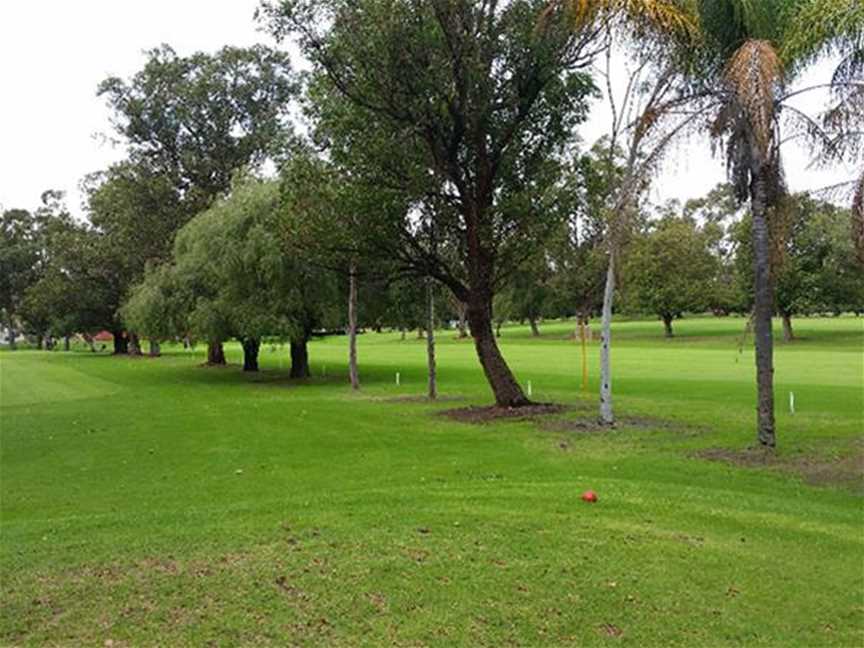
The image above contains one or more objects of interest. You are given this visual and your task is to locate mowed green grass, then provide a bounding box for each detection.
[1,316,862,647]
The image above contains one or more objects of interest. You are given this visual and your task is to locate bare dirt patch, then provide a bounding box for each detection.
[543,415,697,436]
[696,444,864,494]
[438,403,567,424]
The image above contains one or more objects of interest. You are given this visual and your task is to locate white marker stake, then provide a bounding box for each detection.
[789,391,795,415]
[527,381,533,398]
[396,372,401,386]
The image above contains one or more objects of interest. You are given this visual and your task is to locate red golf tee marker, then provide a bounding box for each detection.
[581,490,598,503]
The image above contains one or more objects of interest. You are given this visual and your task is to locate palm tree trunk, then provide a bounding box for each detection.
[426,277,437,400]
[599,252,615,425]
[348,263,360,390]
[751,173,776,448]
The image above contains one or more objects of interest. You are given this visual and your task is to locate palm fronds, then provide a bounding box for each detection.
[724,39,783,155]
[547,0,699,40]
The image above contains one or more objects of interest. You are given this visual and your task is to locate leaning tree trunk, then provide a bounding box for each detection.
[426,277,437,400]
[781,312,794,342]
[348,263,360,390]
[599,252,615,425]
[242,338,260,372]
[662,315,674,338]
[149,339,161,357]
[290,338,310,379]
[207,341,226,366]
[466,288,529,408]
[751,170,776,448]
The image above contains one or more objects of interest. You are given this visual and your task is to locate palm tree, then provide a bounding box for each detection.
[691,1,862,448]
[555,0,861,447]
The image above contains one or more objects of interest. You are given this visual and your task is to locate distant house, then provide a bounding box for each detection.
[93,331,114,342]
[0,327,11,346]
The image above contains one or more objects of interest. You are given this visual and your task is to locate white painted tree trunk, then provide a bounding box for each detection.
[426,277,437,400]
[599,252,615,425]
[348,263,360,390]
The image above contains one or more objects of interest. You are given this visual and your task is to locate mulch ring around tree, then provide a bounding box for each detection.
[695,444,864,494]
[438,403,567,424]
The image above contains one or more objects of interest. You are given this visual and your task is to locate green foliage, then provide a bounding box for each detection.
[98,44,297,213]
[733,195,864,316]
[622,214,717,331]
[126,177,338,346]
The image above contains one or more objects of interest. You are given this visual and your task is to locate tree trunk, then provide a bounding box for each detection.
[8,328,16,351]
[149,339,161,357]
[599,253,615,425]
[128,332,143,356]
[242,338,260,372]
[84,334,96,352]
[495,321,502,338]
[400,328,406,341]
[662,315,674,338]
[579,317,588,392]
[112,331,128,355]
[751,170,776,448]
[417,327,425,339]
[466,291,529,407]
[457,303,468,338]
[426,277,437,400]
[529,317,540,337]
[290,339,310,379]
[781,312,794,342]
[36,334,44,350]
[63,335,71,352]
[348,263,360,390]
[207,341,226,365]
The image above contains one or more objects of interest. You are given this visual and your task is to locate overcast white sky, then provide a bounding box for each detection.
[0,1,852,217]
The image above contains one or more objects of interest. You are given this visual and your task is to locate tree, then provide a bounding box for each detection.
[98,44,297,360]
[125,177,337,375]
[683,0,863,447]
[0,208,38,349]
[682,184,746,316]
[262,0,600,407]
[733,195,864,339]
[623,214,717,337]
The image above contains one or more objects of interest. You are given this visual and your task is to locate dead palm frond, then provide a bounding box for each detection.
[724,40,783,155]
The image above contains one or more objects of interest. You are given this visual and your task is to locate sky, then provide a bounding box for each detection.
[0,1,853,218]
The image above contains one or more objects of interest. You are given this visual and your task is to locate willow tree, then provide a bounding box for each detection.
[261,0,603,407]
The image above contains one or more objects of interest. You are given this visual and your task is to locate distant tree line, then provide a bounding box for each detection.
[1,0,861,451]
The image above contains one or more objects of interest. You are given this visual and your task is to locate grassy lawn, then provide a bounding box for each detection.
[1,316,862,646]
